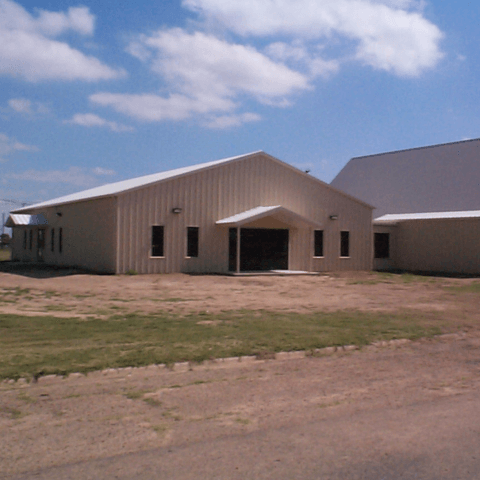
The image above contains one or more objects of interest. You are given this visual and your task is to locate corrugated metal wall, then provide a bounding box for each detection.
[116,153,373,274]
[12,197,117,273]
[394,218,480,274]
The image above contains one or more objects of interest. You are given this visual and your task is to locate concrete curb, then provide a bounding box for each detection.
[2,332,467,386]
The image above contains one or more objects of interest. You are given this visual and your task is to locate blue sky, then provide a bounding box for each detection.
[0,0,478,205]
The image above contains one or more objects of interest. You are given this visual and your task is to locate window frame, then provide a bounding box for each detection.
[186,226,199,258]
[340,231,350,258]
[374,232,390,259]
[151,225,165,257]
[51,228,55,253]
[313,230,324,257]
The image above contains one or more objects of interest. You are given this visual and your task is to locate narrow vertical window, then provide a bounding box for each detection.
[59,228,63,253]
[151,226,164,257]
[228,228,237,272]
[340,231,349,257]
[187,227,199,258]
[23,230,27,250]
[314,230,324,257]
[51,228,55,253]
[29,230,33,250]
[374,233,390,259]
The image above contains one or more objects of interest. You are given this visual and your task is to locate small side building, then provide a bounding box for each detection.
[7,152,373,274]
[373,211,480,275]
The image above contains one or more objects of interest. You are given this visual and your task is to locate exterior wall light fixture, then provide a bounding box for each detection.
[329,214,338,220]
[172,207,182,214]
[56,212,63,217]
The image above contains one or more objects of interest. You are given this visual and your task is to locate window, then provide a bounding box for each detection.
[51,228,55,253]
[314,230,324,257]
[23,230,27,250]
[340,231,349,257]
[151,226,164,257]
[229,228,237,272]
[59,228,63,253]
[29,230,33,250]
[187,227,199,258]
[374,233,390,259]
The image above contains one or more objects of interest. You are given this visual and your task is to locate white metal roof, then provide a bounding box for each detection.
[12,152,262,213]
[217,206,281,225]
[5,214,48,227]
[374,210,480,224]
[216,205,322,228]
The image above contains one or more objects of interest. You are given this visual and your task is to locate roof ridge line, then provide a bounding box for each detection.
[351,138,480,161]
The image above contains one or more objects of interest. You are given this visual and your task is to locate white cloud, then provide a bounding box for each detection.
[93,167,116,176]
[90,92,236,121]
[202,112,261,129]
[125,41,152,62]
[0,132,38,162]
[96,28,309,125]
[8,98,32,113]
[88,0,442,130]
[0,0,124,81]
[65,113,134,132]
[35,6,95,36]
[183,0,443,76]
[265,41,340,78]
[8,98,49,114]
[143,29,309,101]
[6,166,111,187]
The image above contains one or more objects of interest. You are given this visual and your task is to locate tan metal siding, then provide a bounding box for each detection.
[395,218,480,274]
[12,198,117,273]
[117,153,373,274]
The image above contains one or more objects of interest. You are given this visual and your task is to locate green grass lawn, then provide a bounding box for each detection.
[0,309,444,380]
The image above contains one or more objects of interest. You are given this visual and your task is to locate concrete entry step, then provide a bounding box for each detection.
[228,270,321,276]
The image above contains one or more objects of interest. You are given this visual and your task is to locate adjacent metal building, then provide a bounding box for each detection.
[7,152,373,274]
[331,138,480,219]
[331,139,480,275]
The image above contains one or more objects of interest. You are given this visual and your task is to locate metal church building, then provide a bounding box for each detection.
[7,152,373,274]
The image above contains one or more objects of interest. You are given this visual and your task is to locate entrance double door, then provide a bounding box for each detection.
[229,228,289,272]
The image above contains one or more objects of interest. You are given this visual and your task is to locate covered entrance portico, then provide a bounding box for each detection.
[5,214,49,263]
[217,206,321,274]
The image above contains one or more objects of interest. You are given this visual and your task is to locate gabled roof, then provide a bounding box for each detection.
[13,151,373,214]
[331,138,480,218]
[12,152,262,213]
[216,206,322,228]
[374,210,480,224]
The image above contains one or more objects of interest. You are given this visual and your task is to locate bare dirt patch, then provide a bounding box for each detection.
[0,268,479,322]
[1,267,480,478]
